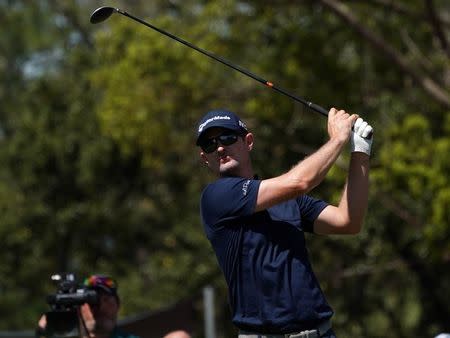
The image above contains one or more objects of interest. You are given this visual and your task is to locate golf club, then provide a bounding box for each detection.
[90,6,372,138]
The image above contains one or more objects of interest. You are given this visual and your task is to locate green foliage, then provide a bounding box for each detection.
[0,0,448,336]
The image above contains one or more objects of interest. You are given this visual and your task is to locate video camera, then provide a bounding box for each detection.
[42,273,98,338]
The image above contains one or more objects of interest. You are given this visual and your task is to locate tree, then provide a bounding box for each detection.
[0,1,448,336]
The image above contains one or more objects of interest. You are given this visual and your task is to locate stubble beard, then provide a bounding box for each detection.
[219,158,240,177]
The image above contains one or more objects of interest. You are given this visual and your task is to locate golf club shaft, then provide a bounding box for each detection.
[99,7,371,139]
[115,9,329,117]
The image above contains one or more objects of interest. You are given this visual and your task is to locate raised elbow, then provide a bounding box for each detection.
[346,224,362,235]
[343,219,363,234]
[290,176,319,195]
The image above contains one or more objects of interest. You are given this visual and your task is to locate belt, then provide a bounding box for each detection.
[238,319,332,338]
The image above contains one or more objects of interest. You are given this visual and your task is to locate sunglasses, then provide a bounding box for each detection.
[199,131,243,153]
[83,275,117,290]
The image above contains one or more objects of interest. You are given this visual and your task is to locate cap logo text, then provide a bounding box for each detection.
[198,115,231,132]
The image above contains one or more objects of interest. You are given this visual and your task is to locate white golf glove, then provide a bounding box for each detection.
[350,118,373,156]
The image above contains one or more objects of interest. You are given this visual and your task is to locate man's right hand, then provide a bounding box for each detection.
[327,108,359,143]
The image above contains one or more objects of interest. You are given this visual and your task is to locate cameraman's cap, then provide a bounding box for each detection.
[196,109,248,145]
[84,275,118,296]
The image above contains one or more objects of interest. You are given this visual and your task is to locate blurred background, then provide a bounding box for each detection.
[0,0,448,337]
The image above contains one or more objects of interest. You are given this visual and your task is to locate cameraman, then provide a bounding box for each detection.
[37,274,140,338]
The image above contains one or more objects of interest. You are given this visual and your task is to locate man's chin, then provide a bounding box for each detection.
[219,163,239,176]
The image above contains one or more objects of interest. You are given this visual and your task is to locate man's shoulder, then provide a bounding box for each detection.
[202,176,260,204]
[206,176,248,186]
[204,176,259,191]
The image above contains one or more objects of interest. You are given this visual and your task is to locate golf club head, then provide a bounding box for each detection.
[90,6,116,24]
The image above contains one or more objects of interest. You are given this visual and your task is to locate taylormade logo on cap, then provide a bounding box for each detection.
[198,115,231,133]
[196,109,248,145]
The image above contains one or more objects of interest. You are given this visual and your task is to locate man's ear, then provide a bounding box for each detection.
[245,133,254,151]
[200,152,209,165]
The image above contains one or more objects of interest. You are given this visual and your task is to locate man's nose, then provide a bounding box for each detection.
[216,144,225,152]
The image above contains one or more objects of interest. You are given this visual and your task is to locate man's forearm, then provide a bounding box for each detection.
[256,137,347,211]
[286,137,347,193]
[338,152,370,232]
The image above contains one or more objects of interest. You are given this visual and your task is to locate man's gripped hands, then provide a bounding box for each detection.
[327,108,373,156]
[327,108,359,143]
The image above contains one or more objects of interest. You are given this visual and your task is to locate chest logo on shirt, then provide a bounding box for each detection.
[242,180,251,196]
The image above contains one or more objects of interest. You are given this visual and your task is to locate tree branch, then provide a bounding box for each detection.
[377,191,423,228]
[317,0,450,109]
[342,0,450,27]
[400,29,435,72]
[424,0,450,58]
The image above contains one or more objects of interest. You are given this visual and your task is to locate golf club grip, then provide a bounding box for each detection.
[307,102,329,116]
[290,101,374,140]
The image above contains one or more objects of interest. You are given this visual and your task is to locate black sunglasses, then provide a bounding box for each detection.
[199,131,243,153]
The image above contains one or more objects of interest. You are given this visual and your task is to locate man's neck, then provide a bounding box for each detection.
[219,167,254,179]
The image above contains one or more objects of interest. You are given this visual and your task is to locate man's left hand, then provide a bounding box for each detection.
[350,118,373,156]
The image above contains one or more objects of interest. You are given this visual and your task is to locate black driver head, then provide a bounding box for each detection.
[90,6,116,24]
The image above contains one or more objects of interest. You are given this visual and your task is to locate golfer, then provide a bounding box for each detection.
[195,108,373,337]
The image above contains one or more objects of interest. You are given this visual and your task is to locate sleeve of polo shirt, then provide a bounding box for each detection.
[297,194,328,233]
[200,177,260,227]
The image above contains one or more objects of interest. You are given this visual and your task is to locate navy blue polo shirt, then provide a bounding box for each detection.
[200,177,333,334]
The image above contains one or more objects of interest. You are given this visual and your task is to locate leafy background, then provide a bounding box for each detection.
[0,0,448,337]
